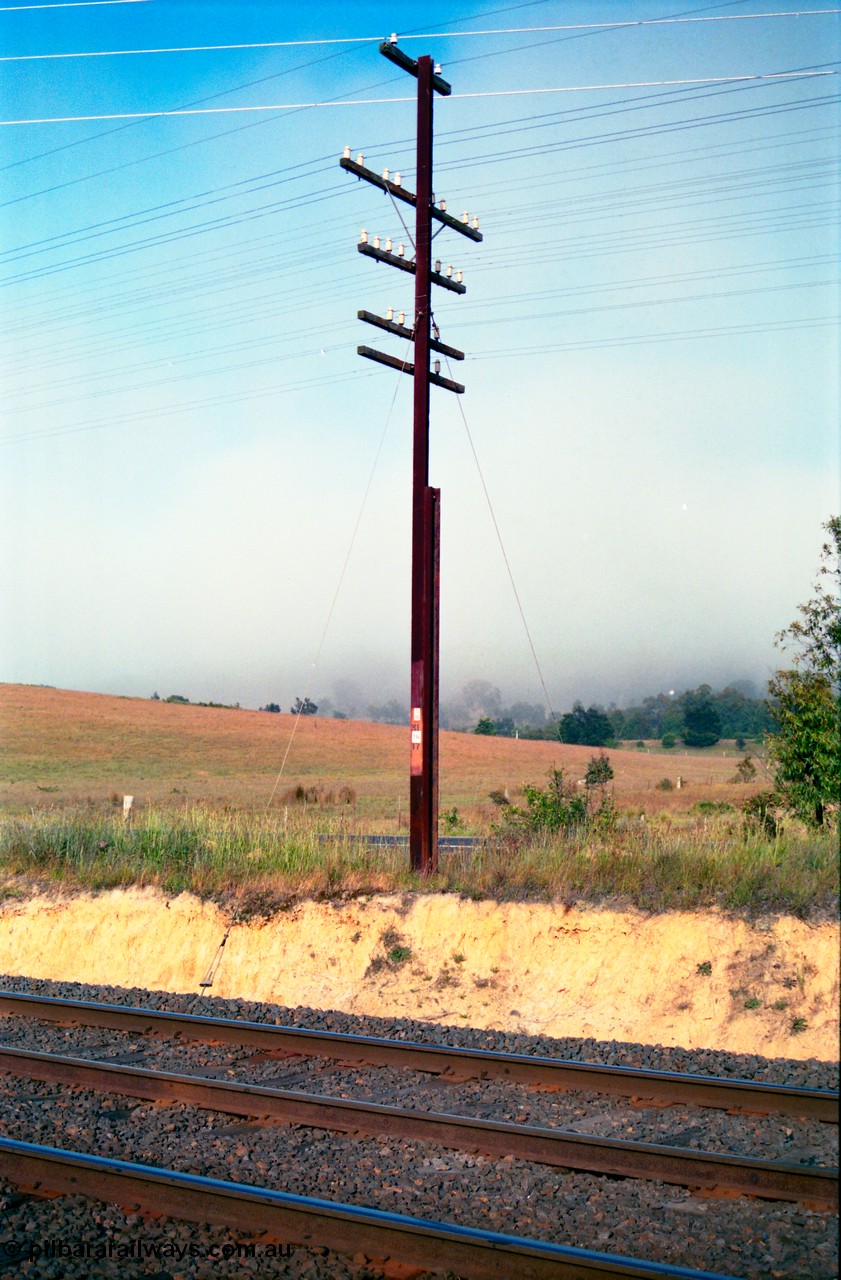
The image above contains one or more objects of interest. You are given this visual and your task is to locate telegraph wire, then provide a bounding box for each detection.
[0,156,824,330]
[397,0,556,33]
[0,43,367,176]
[0,183,354,286]
[2,209,831,373]
[4,65,824,235]
[0,1,150,8]
[430,62,840,154]
[4,52,830,216]
[4,11,838,61]
[444,12,840,70]
[434,91,840,176]
[2,308,835,450]
[463,276,837,331]
[6,106,829,279]
[472,315,837,359]
[3,70,837,126]
[3,159,831,289]
[0,168,344,262]
[4,273,833,411]
[1,158,824,355]
[4,249,830,361]
[0,367,376,447]
[2,336,358,413]
[5,246,831,384]
[0,36,800,195]
[2,89,834,280]
[0,42,373,212]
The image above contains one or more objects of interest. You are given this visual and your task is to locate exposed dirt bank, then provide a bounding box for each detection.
[0,888,837,1060]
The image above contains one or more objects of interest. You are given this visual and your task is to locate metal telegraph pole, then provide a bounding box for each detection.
[341,38,482,874]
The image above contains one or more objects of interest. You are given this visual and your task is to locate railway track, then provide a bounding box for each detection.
[0,989,837,1278]
[2,990,837,1120]
[0,1136,743,1280]
[0,1044,834,1207]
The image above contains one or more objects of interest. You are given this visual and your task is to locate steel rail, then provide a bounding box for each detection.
[0,1136,743,1280]
[1,991,837,1123]
[0,1045,835,1208]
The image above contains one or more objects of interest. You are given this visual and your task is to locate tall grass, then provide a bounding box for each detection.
[0,806,836,920]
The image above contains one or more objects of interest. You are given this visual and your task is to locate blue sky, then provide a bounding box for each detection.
[0,0,837,717]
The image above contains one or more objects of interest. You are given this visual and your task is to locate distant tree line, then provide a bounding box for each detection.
[150,692,240,709]
[259,698,318,715]
[364,678,777,747]
[605,685,773,744]
[154,678,772,752]
[468,683,775,749]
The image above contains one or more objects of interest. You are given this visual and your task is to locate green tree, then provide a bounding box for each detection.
[474,716,496,735]
[767,517,840,826]
[775,516,841,683]
[558,702,615,747]
[681,686,722,748]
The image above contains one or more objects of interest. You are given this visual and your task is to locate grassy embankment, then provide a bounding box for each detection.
[1,804,836,921]
[0,684,836,918]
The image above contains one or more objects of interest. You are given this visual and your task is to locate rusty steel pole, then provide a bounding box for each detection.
[409,56,439,875]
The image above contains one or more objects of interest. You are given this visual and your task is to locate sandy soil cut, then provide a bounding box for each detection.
[0,889,837,1061]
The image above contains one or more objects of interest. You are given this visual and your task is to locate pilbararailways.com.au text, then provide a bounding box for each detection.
[0,1235,295,1264]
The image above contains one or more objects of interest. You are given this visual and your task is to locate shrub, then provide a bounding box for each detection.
[280,785,320,805]
[584,754,614,787]
[661,732,677,749]
[742,790,778,837]
[499,767,617,836]
[735,754,757,783]
[656,778,674,791]
[519,768,589,832]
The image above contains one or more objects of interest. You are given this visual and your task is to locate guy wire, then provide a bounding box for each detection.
[442,344,557,723]
[264,342,412,811]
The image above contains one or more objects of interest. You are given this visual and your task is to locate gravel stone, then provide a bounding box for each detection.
[0,974,836,1279]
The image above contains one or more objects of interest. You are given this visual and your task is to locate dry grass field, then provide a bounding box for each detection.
[0,683,762,823]
[0,685,835,919]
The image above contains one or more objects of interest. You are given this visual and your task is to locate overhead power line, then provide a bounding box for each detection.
[2,314,835,451]
[3,12,839,61]
[0,42,369,183]
[2,71,837,126]
[0,0,149,9]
